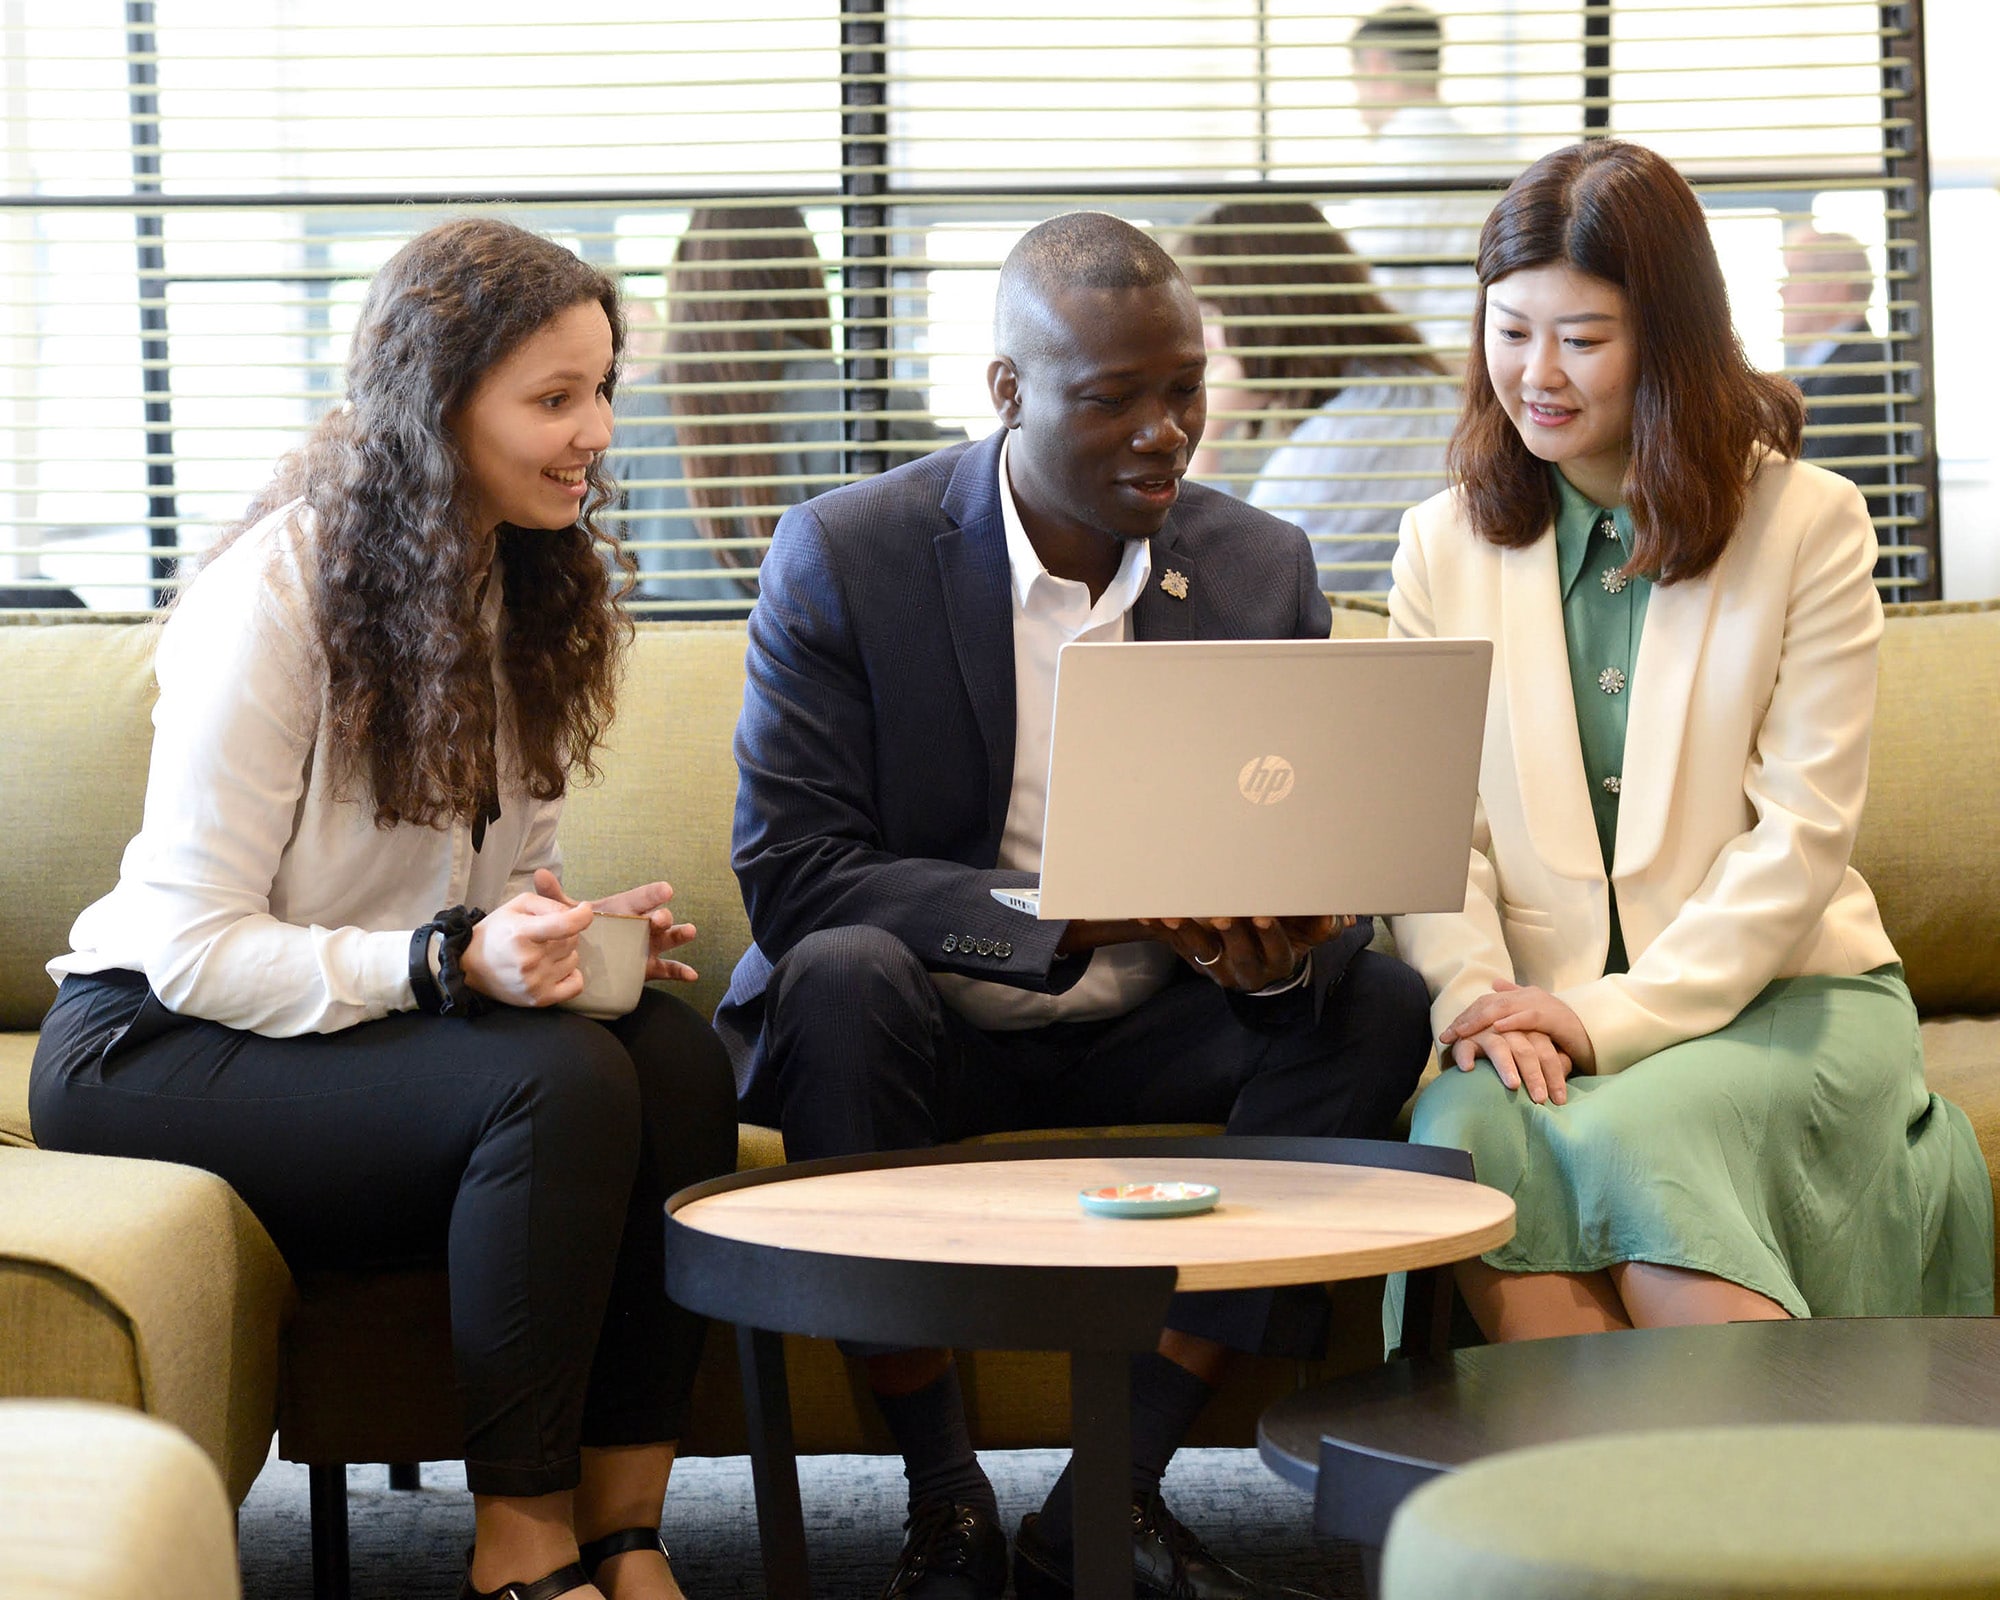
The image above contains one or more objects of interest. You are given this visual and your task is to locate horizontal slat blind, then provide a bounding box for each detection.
[0,1,1936,613]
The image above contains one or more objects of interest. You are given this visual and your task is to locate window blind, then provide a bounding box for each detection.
[0,1,1939,613]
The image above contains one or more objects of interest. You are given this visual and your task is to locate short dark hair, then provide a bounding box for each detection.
[1352,4,1443,76]
[1449,141,1804,585]
[994,211,1188,368]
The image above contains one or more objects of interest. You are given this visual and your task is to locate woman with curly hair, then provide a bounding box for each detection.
[30,218,736,1600]
[1388,141,1992,1340]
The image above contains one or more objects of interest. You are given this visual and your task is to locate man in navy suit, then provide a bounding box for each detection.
[718,212,1430,1600]
[1781,224,1895,494]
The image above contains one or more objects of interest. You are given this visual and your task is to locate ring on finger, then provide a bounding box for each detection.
[1194,949,1223,968]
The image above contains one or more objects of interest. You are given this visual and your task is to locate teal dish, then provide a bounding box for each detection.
[1078,1181,1221,1219]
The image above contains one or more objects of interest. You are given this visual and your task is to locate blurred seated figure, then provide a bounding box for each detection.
[1179,201,1456,591]
[611,205,955,617]
[1781,224,1894,494]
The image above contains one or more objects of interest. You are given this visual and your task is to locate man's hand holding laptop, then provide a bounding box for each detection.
[1053,914,1358,991]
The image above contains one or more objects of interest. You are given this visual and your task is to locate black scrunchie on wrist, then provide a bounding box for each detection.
[409,905,490,1018]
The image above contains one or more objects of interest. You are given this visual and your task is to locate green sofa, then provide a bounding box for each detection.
[2,602,1996,1553]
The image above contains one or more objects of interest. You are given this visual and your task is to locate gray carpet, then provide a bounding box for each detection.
[237,1448,1367,1599]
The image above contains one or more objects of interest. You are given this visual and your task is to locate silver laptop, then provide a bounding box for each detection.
[991,637,1492,920]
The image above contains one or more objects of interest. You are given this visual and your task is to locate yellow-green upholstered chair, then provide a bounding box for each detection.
[1381,1424,2000,1599]
[0,1399,242,1599]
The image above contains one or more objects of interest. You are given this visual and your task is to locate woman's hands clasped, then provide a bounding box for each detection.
[1439,978,1596,1106]
[459,867,700,1008]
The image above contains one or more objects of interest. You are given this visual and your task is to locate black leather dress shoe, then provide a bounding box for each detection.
[1012,1490,1323,1600]
[880,1498,1008,1599]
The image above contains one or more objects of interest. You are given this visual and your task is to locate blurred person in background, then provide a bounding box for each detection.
[1780,223,1894,494]
[1339,4,1493,357]
[611,206,955,617]
[1179,201,1455,591]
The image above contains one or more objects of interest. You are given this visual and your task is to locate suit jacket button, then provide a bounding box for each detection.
[942,933,957,952]
[975,939,994,956]
[996,940,1013,958]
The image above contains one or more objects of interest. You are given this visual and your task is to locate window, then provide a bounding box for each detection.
[0,2,1943,611]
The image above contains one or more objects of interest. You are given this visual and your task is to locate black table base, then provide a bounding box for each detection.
[667,1135,1475,1600]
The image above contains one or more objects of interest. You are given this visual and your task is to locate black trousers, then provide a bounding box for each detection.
[29,970,738,1497]
[757,926,1432,1355]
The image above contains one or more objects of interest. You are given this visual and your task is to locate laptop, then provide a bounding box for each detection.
[990,637,1492,920]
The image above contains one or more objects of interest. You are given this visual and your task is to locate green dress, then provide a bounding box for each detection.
[1407,474,1994,1318]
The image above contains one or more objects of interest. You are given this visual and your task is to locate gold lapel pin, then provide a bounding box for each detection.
[1161,569,1190,601]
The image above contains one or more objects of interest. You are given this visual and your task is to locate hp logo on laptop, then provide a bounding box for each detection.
[1237,755,1295,805]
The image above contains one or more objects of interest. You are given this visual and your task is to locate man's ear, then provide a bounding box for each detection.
[988,357,1022,427]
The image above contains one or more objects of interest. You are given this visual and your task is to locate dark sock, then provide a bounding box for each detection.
[874,1363,998,1521]
[1035,1350,1215,1552]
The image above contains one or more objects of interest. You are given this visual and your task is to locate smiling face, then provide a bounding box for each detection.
[1483,263,1637,507]
[453,298,616,536]
[990,279,1208,551]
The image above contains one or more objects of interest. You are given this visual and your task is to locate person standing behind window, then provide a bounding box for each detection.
[1388,140,1992,1344]
[1179,200,1456,592]
[1339,4,1493,357]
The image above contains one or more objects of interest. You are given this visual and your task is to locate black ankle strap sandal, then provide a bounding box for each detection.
[457,1561,592,1600]
[578,1527,672,1581]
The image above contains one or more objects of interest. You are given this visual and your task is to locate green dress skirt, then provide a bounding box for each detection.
[1408,964,1995,1317]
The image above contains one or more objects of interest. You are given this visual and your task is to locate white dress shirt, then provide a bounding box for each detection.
[1335,102,1497,353]
[50,502,562,1037]
[930,435,1178,1029]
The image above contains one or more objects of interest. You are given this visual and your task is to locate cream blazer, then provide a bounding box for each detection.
[1387,456,1899,1075]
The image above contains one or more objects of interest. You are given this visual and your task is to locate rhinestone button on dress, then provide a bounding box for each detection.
[1601,567,1628,594]
[1602,775,1622,794]
[1598,666,1626,695]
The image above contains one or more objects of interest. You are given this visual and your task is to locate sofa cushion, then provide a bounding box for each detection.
[0,1400,242,1600]
[556,623,751,1028]
[0,618,751,1034]
[0,618,160,1031]
[0,1147,291,1504]
[0,1033,32,1146]
[1921,1015,2000,1258]
[1328,597,1392,640]
[1856,601,2000,1017]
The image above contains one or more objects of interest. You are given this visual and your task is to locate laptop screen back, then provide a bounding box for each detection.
[1033,637,1491,920]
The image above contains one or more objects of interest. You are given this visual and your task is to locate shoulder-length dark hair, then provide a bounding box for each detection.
[220,216,633,830]
[1449,140,1803,584]
[665,205,834,561]
[1178,200,1442,439]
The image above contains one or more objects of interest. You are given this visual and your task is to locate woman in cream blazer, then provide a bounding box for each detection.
[1388,140,1992,1341]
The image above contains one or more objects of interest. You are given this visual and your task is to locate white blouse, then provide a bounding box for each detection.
[50,503,563,1037]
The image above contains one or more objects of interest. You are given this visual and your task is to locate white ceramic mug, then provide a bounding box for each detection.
[559,911,651,1020]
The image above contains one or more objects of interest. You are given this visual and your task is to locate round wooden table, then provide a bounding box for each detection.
[1258,1317,2000,1594]
[665,1136,1513,1600]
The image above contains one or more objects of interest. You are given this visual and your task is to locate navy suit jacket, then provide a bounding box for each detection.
[1797,335,1895,492]
[717,429,1372,1104]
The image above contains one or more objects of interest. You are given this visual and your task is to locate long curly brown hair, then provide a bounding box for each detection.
[221,217,635,829]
